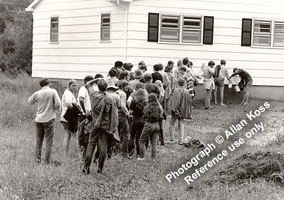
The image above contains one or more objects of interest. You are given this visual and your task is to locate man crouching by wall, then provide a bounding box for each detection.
[82,79,120,174]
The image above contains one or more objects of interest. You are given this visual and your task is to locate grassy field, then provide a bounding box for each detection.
[0,74,284,200]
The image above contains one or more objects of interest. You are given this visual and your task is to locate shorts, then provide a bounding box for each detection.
[243,80,253,92]
[60,121,77,134]
[215,77,224,87]
[203,79,215,90]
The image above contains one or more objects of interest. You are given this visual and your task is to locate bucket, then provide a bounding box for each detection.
[234,85,240,93]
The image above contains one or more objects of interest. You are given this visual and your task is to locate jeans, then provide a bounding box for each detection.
[84,128,109,172]
[129,117,144,155]
[118,113,129,155]
[139,122,160,158]
[35,119,55,164]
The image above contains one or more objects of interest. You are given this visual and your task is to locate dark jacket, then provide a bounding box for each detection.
[63,103,82,132]
[90,91,120,142]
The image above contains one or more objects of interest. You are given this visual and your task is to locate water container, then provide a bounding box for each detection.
[235,85,240,93]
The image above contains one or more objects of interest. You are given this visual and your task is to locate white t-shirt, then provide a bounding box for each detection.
[60,89,78,122]
[78,86,91,114]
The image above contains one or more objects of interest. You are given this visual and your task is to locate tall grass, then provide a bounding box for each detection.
[1,74,284,199]
[0,74,69,127]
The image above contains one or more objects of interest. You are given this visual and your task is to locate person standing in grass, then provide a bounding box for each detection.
[60,79,80,156]
[116,80,130,157]
[169,78,192,144]
[164,65,175,114]
[129,88,148,157]
[28,78,61,164]
[214,60,231,106]
[83,79,120,174]
[77,75,93,163]
[138,93,163,161]
[201,61,215,109]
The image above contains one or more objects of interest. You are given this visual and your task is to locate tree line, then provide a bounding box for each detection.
[0,0,33,76]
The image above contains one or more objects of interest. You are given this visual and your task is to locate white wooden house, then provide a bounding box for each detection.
[26,0,284,100]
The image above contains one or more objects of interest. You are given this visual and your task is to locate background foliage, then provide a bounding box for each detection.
[0,0,33,76]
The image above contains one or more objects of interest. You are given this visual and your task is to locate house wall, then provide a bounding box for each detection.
[31,0,126,79]
[126,0,284,88]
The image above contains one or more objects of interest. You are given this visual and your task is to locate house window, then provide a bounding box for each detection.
[160,15,180,42]
[253,20,271,46]
[182,16,202,43]
[158,14,213,44]
[274,21,284,47]
[50,17,59,42]
[101,13,110,41]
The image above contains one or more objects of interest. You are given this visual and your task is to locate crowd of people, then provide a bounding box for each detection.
[28,57,253,174]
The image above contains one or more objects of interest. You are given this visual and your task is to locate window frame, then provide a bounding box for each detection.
[182,15,202,44]
[100,13,111,42]
[50,16,59,43]
[158,13,203,45]
[252,19,272,47]
[273,21,284,47]
[159,14,180,43]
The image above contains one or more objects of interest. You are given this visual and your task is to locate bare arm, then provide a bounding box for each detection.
[53,90,61,110]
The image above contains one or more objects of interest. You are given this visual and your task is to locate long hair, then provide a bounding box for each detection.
[134,88,147,110]
[143,93,162,120]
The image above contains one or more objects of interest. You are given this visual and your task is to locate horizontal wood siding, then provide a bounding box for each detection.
[31,0,125,79]
[127,0,284,86]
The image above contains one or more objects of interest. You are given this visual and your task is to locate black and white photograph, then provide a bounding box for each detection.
[0,0,284,199]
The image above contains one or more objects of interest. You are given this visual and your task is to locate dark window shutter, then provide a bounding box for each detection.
[241,18,252,46]
[148,13,159,42]
[203,16,214,45]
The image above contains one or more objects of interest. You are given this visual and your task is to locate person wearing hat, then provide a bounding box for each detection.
[169,78,192,145]
[129,70,143,91]
[106,81,121,110]
[28,78,61,164]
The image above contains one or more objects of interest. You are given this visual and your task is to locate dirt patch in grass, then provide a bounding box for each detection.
[207,151,284,186]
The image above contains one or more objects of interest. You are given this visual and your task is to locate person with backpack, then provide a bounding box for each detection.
[169,78,192,145]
